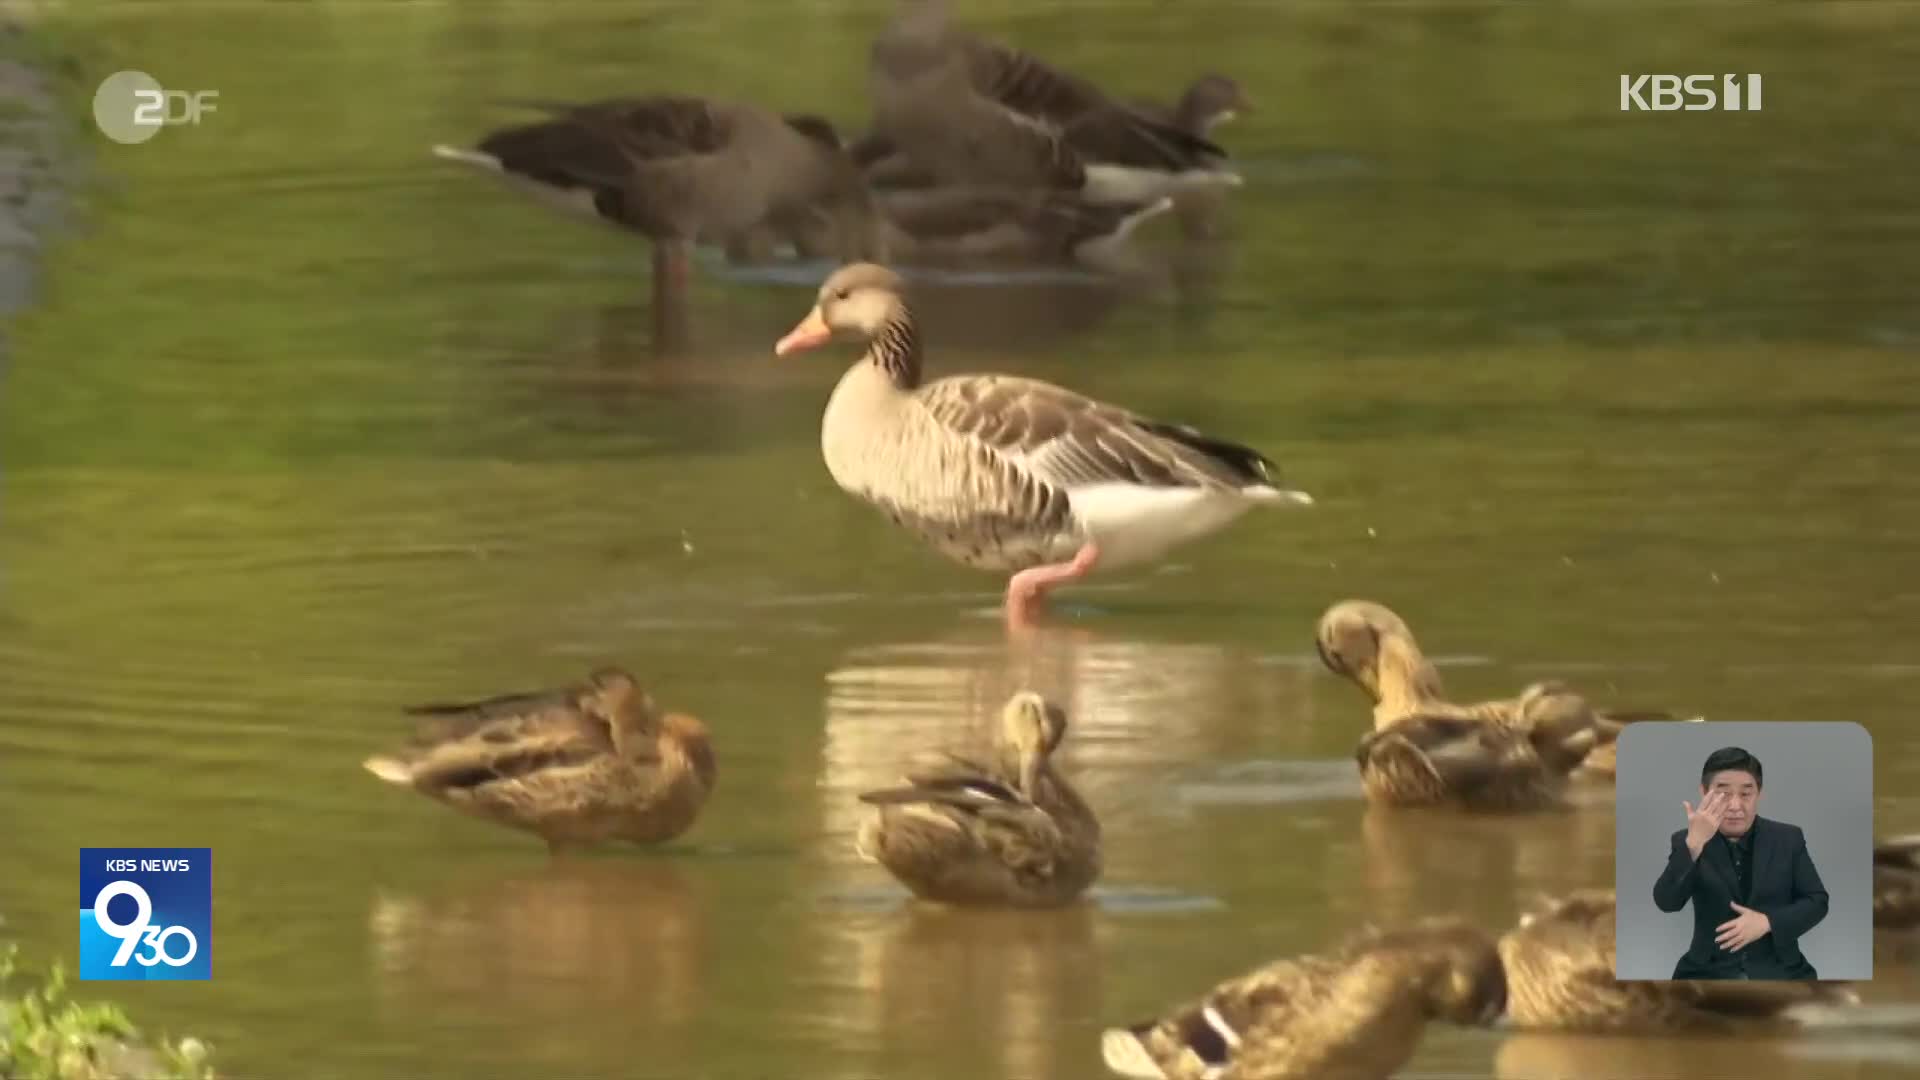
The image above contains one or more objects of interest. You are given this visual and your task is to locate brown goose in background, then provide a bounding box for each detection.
[1131,74,1255,138]
[1130,74,1255,239]
[863,0,1241,208]
[1101,918,1507,1080]
[1314,599,1702,781]
[432,96,881,332]
[363,667,716,853]
[854,691,1101,908]
[1498,889,1860,1034]
[771,263,1313,627]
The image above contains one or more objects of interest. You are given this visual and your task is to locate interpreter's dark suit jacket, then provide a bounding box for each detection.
[1651,815,1829,980]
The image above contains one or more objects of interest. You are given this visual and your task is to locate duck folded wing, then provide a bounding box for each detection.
[400,712,618,791]
[1359,714,1527,789]
[919,376,1280,493]
[859,775,1030,812]
[400,685,593,742]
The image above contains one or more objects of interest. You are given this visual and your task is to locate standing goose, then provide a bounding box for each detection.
[1315,599,1701,780]
[865,0,1240,207]
[363,667,716,853]
[773,262,1312,625]
[1498,889,1860,1034]
[855,691,1101,907]
[432,96,880,315]
[1101,918,1507,1080]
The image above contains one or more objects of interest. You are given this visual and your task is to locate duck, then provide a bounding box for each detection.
[1315,599,1700,780]
[854,690,1101,907]
[864,0,1241,208]
[1874,835,1920,929]
[772,262,1312,626]
[432,96,881,310]
[1498,889,1859,1033]
[1101,917,1507,1080]
[363,667,716,853]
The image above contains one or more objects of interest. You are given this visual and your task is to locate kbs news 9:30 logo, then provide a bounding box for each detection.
[79,848,211,981]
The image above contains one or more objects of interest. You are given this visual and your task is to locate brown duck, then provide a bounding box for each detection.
[1498,889,1859,1034]
[1875,835,1920,929]
[364,667,715,852]
[854,691,1101,907]
[1316,599,1699,782]
[1101,918,1507,1080]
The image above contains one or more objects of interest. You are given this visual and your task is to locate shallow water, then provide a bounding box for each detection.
[3,2,1920,1077]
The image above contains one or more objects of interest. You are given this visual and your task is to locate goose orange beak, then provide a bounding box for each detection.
[775,307,833,356]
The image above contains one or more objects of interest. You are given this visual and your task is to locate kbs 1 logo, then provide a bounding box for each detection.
[79,848,211,980]
[1620,74,1763,112]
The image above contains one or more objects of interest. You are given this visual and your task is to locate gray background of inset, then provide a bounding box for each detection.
[1614,721,1873,980]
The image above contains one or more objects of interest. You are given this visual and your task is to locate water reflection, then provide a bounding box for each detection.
[1494,1032,1882,1080]
[816,620,1279,875]
[367,859,705,1055]
[1345,801,1616,929]
[819,903,1103,1080]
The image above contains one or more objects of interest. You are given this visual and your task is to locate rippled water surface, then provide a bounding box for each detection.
[4,2,1920,1077]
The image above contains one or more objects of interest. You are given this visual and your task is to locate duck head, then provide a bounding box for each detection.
[1315,599,1443,706]
[1000,690,1068,798]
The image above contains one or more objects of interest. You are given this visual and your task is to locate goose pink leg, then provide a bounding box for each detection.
[1004,542,1101,628]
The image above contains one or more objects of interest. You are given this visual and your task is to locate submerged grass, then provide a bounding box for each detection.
[0,944,216,1080]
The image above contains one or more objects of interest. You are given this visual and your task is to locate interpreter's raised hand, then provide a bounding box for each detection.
[1684,789,1728,855]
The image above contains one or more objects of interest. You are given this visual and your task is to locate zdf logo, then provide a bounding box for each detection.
[92,70,219,145]
[91,881,200,968]
[1621,74,1763,112]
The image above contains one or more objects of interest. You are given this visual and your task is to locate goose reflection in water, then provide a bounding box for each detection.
[367,860,705,1059]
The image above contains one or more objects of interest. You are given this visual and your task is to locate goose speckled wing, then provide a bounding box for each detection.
[1101,919,1507,1080]
[919,375,1284,495]
[1498,890,1859,1035]
[364,668,716,852]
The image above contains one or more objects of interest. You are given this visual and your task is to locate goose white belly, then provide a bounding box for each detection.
[1063,481,1257,569]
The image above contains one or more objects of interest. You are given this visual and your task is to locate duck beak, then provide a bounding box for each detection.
[775,306,833,356]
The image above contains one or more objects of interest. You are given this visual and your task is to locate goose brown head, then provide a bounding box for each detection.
[1178,74,1255,133]
[774,262,909,356]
